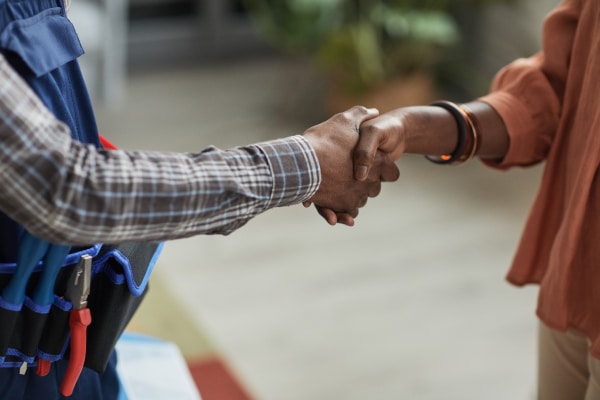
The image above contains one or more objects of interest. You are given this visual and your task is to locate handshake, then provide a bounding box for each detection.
[302,106,403,226]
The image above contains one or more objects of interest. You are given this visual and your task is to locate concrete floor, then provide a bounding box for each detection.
[94,57,543,400]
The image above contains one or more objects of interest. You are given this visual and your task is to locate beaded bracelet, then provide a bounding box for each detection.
[425,101,479,165]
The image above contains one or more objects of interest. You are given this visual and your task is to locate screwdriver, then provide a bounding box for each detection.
[2,231,70,373]
[2,231,49,305]
[32,241,72,377]
[32,243,71,306]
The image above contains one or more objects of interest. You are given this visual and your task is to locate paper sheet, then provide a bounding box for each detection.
[115,332,202,400]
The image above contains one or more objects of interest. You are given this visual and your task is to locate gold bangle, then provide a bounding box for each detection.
[458,104,480,160]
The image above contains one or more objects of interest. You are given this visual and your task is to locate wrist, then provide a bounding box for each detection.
[461,101,509,159]
[401,106,457,156]
[425,101,480,165]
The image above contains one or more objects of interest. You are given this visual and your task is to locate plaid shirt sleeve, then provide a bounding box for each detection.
[0,55,320,245]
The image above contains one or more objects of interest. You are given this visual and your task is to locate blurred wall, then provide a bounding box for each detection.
[125,0,559,72]
[477,0,561,89]
[75,0,561,107]
[127,0,266,69]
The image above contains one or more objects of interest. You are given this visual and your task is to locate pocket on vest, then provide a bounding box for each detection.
[0,7,84,77]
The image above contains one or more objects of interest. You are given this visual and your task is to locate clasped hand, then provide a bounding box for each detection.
[302,106,401,226]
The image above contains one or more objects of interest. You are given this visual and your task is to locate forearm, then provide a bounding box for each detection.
[0,135,319,245]
[400,101,509,160]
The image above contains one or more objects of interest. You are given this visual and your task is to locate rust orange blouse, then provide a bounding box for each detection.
[479,0,600,357]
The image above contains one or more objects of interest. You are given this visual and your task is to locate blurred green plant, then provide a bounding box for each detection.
[244,0,516,95]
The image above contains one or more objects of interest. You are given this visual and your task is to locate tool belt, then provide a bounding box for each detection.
[0,242,162,373]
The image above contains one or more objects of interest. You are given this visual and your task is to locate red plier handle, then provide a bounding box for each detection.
[60,308,91,396]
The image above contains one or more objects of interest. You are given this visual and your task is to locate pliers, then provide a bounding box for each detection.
[60,254,92,397]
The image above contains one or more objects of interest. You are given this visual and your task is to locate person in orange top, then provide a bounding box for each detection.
[336,0,600,398]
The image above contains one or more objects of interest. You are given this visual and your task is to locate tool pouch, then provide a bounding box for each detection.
[0,242,163,373]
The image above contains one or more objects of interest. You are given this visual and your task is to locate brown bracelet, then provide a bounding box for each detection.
[425,101,478,165]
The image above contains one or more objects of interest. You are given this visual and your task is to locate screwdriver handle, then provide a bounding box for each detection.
[36,359,51,377]
[32,244,71,306]
[2,232,48,304]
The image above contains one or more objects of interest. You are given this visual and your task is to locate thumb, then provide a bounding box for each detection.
[354,129,383,181]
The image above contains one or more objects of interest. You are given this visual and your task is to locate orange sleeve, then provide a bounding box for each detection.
[479,0,581,169]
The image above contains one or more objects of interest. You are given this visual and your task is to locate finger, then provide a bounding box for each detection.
[358,196,369,209]
[380,161,400,182]
[368,182,382,198]
[354,125,384,181]
[334,208,358,226]
[316,206,338,226]
[371,151,400,182]
[303,201,312,208]
[340,106,379,131]
[336,213,355,227]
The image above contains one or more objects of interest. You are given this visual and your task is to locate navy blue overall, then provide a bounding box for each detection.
[0,1,123,398]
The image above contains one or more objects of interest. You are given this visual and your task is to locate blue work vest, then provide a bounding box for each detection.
[0,0,100,263]
[0,1,124,398]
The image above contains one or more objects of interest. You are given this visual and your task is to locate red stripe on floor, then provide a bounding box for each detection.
[188,356,253,400]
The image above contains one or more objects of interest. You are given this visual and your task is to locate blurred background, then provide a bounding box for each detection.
[69,0,558,399]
